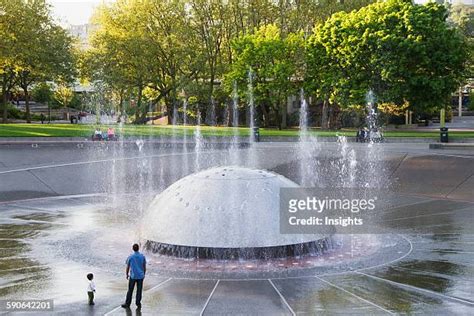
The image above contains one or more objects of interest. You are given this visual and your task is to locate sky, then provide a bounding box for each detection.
[48,0,109,26]
[49,0,473,26]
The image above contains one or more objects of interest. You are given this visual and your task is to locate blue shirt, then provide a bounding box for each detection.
[126,252,146,279]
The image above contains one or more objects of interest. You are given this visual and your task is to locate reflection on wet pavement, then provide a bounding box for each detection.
[0,196,473,314]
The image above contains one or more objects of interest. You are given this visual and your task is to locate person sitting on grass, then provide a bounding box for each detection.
[107,127,115,140]
[93,128,103,141]
[87,273,96,305]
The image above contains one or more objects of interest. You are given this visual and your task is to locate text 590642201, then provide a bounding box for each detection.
[0,300,53,311]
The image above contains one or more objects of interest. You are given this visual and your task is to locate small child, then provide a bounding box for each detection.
[87,273,96,305]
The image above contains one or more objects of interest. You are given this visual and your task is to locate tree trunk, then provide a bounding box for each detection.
[166,101,173,125]
[119,89,124,112]
[260,102,269,127]
[208,72,215,105]
[321,99,329,130]
[226,101,231,127]
[273,102,281,130]
[2,74,7,123]
[135,85,144,124]
[23,86,31,123]
[281,100,287,129]
[165,93,177,126]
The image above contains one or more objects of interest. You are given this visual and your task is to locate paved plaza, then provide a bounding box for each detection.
[0,142,473,315]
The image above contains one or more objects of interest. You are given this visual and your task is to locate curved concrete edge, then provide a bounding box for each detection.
[2,136,474,145]
[0,139,251,150]
[429,143,474,149]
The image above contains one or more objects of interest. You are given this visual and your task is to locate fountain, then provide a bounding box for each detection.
[142,166,333,260]
[0,73,465,314]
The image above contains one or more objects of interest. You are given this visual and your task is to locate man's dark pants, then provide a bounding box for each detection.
[125,278,144,306]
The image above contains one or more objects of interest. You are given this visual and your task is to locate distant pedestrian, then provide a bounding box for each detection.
[356,128,366,142]
[121,243,146,310]
[40,113,45,124]
[86,273,96,305]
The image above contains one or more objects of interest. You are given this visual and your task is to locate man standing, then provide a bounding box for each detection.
[121,243,146,310]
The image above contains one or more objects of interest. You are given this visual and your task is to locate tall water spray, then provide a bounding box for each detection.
[245,68,259,167]
[109,112,126,208]
[298,89,319,186]
[363,90,386,188]
[169,101,183,184]
[194,110,203,170]
[248,69,255,143]
[183,98,188,126]
[229,81,241,165]
[182,98,189,174]
[172,104,178,126]
[336,135,357,188]
[299,89,308,134]
[232,81,239,128]
[365,90,378,142]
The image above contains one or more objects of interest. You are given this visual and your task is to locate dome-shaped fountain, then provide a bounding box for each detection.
[142,166,333,259]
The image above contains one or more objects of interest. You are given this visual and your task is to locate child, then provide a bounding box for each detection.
[87,273,96,305]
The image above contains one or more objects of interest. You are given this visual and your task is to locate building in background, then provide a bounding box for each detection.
[67,24,96,49]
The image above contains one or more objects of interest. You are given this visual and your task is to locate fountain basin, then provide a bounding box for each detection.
[142,166,333,259]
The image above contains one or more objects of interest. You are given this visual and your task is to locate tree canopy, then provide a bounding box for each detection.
[84,0,377,125]
[0,0,76,122]
[1,0,469,127]
[227,24,305,128]
[307,0,468,118]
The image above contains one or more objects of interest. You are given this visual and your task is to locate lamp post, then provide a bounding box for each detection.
[47,101,51,123]
[440,107,448,143]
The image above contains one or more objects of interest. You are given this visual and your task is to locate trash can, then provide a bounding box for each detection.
[252,127,260,142]
[440,127,448,143]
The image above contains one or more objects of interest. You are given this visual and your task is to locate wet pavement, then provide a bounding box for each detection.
[0,143,473,315]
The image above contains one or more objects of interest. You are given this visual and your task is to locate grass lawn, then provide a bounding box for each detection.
[1,123,474,138]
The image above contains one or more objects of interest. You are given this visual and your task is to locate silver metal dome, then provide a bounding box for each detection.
[142,166,332,259]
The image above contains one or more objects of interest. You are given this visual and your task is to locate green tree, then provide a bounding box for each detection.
[90,0,201,124]
[32,82,53,104]
[89,0,154,122]
[189,0,226,105]
[449,3,473,99]
[9,0,76,123]
[54,85,74,110]
[227,24,304,128]
[449,3,474,38]
[307,0,467,122]
[0,0,23,122]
